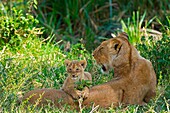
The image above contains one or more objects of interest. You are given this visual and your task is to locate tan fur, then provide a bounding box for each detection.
[22,88,77,108]
[21,32,157,108]
[62,60,92,99]
[87,32,157,106]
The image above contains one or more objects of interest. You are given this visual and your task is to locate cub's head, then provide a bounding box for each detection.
[65,59,87,81]
[92,32,130,73]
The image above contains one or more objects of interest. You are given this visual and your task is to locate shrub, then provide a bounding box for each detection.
[137,34,170,80]
[0,2,42,49]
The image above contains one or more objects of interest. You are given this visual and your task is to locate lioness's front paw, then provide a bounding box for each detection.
[82,91,89,99]
[81,87,89,99]
[76,90,82,97]
[72,90,82,99]
[72,94,79,99]
[71,91,80,99]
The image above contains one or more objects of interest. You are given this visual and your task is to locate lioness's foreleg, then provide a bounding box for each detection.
[63,87,80,99]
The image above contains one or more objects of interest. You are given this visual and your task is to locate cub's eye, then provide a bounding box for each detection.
[76,68,79,71]
[69,68,72,71]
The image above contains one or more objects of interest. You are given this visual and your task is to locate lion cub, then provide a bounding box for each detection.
[61,59,92,100]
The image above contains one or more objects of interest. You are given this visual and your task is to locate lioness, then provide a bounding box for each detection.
[88,32,157,106]
[22,32,156,108]
[62,59,92,100]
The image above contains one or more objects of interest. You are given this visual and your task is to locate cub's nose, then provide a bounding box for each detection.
[72,75,75,78]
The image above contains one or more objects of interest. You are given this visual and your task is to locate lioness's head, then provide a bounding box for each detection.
[92,32,130,73]
[65,59,87,81]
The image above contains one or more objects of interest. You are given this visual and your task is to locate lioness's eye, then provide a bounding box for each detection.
[76,68,79,71]
[69,68,72,71]
[100,47,104,51]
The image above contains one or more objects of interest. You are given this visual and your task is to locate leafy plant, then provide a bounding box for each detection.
[0,1,42,49]
[75,80,92,91]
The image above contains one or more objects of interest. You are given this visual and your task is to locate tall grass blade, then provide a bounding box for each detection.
[146,16,156,27]
[139,11,146,28]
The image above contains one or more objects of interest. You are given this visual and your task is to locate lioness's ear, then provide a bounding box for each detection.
[114,43,119,50]
[109,40,122,51]
[79,60,87,69]
[118,32,129,40]
[111,33,116,38]
[65,59,71,67]
[114,42,122,51]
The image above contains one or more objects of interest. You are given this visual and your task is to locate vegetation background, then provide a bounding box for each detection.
[0,0,169,112]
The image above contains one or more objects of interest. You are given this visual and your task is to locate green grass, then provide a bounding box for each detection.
[0,36,169,113]
[0,0,169,112]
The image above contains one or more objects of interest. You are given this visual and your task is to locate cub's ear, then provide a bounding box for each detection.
[65,59,71,67]
[79,60,87,69]
[118,32,129,40]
